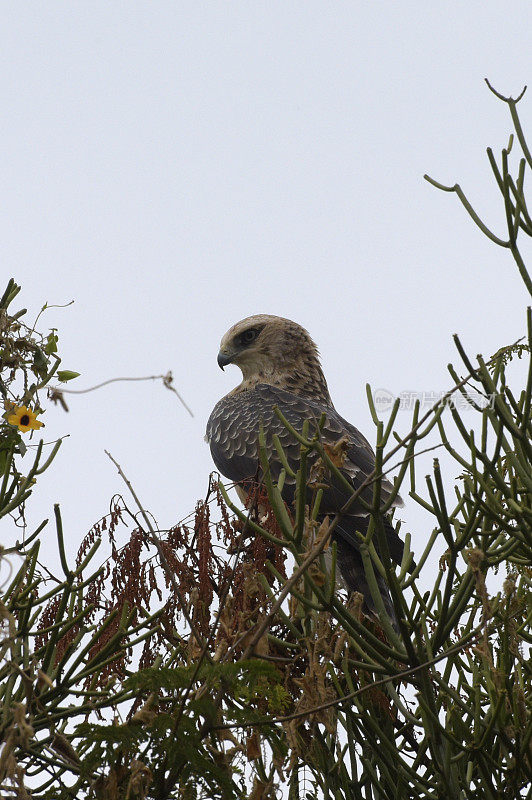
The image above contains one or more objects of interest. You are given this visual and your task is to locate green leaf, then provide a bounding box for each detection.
[32,347,49,379]
[1,427,24,458]
[44,331,58,355]
[56,370,80,383]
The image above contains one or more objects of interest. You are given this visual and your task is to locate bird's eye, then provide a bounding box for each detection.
[239,329,259,346]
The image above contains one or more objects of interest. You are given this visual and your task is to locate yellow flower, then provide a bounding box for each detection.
[7,405,44,433]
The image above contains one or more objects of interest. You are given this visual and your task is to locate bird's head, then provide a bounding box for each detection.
[217,314,332,403]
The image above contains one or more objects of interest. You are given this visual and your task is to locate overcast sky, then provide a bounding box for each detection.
[2,4,531,588]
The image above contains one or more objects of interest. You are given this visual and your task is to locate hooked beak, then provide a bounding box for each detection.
[217,350,233,370]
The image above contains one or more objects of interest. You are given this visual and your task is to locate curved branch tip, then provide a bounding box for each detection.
[485,78,527,104]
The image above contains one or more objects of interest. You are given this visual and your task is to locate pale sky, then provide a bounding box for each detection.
[1,3,531,593]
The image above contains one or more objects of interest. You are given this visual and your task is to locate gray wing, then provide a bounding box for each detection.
[207,384,410,627]
[207,385,397,506]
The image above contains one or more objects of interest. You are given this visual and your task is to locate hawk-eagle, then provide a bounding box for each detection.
[206,314,408,627]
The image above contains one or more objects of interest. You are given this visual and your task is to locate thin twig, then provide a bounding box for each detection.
[104,450,204,650]
[380,442,445,480]
[30,299,75,336]
[53,372,194,417]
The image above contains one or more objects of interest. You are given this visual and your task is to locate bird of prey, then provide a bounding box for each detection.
[206,314,408,628]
